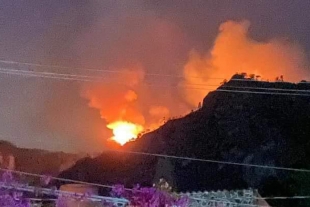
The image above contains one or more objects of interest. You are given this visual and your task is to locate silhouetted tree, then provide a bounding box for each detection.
[231,74,245,80]
[220,79,227,85]
[240,72,247,78]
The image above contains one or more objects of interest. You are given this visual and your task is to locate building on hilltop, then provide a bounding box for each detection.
[180,189,270,207]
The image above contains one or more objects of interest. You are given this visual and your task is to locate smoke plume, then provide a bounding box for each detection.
[182,20,310,106]
[81,19,310,146]
[81,65,146,126]
[81,63,186,143]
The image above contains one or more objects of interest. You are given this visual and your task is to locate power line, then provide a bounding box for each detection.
[0,181,129,204]
[0,180,266,207]
[4,59,309,85]
[0,67,105,81]
[0,69,97,82]
[0,167,307,202]
[0,169,279,206]
[1,67,310,96]
[0,68,217,91]
[0,59,224,80]
[1,69,307,96]
[0,167,120,190]
[259,195,310,200]
[217,89,310,96]
[0,66,305,92]
[219,85,310,93]
[0,181,272,207]
[178,81,310,92]
[0,168,302,206]
[2,59,310,88]
[109,149,310,173]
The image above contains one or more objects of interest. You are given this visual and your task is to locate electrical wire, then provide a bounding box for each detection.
[0,67,106,81]
[2,59,310,85]
[0,167,307,203]
[259,195,310,200]
[0,59,224,79]
[0,168,272,206]
[216,89,310,96]
[0,63,310,203]
[108,149,310,173]
[1,68,310,172]
[220,85,310,93]
[0,181,272,207]
[0,168,121,190]
[1,67,310,95]
[0,181,128,203]
[0,68,218,91]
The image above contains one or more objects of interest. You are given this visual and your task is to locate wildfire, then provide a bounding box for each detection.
[107,121,144,146]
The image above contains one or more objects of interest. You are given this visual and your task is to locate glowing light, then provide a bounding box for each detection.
[107,121,144,146]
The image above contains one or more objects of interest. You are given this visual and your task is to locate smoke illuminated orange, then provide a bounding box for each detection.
[182,20,310,106]
[82,19,310,148]
[107,121,144,145]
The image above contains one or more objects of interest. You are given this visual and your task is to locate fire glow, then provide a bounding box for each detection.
[107,121,144,146]
[81,20,310,148]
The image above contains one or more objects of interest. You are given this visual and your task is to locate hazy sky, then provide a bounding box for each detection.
[0,1,310,153]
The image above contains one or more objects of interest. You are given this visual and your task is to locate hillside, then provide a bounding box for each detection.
[59,75,310,206]
[0,141,83,177]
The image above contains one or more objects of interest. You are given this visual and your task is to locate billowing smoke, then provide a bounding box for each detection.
[3,1,310,152]
[81,63,187,145]
[81,65,146,126]
[81,19,310,146]
[78,5,191,145]
[182,20,310,106]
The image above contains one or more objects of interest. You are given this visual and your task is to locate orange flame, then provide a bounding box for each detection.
[107,121,144,146]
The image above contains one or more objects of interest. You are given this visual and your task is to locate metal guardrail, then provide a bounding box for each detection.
[0,181,129,206]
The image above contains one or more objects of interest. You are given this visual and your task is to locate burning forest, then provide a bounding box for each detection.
[80,20,310,146]
[3,2,310,206]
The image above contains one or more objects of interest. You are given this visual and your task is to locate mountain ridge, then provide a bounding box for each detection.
[59,75,310,206]
[0,140,83,177]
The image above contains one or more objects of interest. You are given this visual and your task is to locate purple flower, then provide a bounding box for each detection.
[111,184,125,197]
[0,171,189,207]
[40,175,51,186]
[2,171,13,183]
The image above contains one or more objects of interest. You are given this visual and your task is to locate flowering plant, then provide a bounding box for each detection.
[111,184,189,207]
[0,171,30,207]
[0,171,189,207]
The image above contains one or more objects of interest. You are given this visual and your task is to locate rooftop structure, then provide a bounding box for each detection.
[179,189,268,207]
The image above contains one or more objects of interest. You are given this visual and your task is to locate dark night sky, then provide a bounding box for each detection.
[0,1,310,153]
